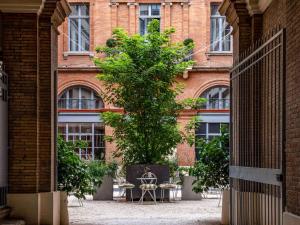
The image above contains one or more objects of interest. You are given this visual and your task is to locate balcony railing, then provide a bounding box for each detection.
[58,98,104,110]
[199,98,230,110]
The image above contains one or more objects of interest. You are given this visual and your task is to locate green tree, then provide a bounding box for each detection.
[94,20,197,165]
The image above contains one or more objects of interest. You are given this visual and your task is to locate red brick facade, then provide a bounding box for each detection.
[57,0,232,166]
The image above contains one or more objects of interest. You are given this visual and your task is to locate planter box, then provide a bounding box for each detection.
[181,176,202,200]
[126,164,169,201]
[93,175,113,200]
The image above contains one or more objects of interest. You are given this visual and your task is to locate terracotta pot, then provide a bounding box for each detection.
[60,191,69,225]
[221,189,230,225]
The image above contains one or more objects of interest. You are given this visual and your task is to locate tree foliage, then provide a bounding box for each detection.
[94,20,198,165]
[191,125,230,193]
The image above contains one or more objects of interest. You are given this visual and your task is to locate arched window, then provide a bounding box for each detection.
[58,86,104,110]
[200,86,229,110]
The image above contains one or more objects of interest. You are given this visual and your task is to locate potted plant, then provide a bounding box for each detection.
[191,125,230,224]
[57,136,93,225]
[89,160,117,200]
[94,20,197,201]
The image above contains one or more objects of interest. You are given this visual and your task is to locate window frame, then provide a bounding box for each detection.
[68,3,90,52]
[210,3,232,53]
[58,122,105,160]
[58,86,104,110]
[139,4,161,35]
[200,86,230,110]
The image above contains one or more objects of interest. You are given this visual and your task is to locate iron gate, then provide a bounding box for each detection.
[230,29,286,225]
[0,61,8,208]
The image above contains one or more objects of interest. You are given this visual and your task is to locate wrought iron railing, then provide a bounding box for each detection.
[199,98,230,110]
[58,98,104,110]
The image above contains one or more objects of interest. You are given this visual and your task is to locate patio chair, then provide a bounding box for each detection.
[117,178,135,202]
[139,172,158,204]
[159,182,177,202]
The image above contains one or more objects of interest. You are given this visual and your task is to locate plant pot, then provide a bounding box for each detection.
[181,176,202,200]
[126,164,170,201]
[221,189,230,225]
[60,191,69,225]
[93,175,113,200]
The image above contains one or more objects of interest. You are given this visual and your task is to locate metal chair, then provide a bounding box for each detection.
[138,172,158,204]
[117,177,135,202]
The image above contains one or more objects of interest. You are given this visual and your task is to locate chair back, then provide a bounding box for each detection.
[141,172,157,184]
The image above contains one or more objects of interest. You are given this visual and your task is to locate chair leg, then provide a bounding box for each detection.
[130,189,133,202]
[153,190,157,204]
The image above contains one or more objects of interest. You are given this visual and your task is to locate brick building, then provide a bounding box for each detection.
[0,0,70,224]
[220,0,300,224]
[57,0,232,166]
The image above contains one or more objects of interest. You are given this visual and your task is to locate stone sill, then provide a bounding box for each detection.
[63,51,94,59]
[206,52,233,56]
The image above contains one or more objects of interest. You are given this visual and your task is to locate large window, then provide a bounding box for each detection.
[195,122,229,160]
[58,86,104,110]
[139,4,161,35]
[58,123,105,160]
[200,86,229,110]
[69,4,90,52]
[210,4,231,52]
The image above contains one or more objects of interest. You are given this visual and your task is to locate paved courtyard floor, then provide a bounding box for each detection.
[68,196,221,225]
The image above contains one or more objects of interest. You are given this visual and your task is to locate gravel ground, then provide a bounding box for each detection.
[68,196,221,225]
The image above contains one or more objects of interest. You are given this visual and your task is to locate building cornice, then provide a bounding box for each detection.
[57,65,231,73]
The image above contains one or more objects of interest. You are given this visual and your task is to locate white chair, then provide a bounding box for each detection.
[139,172,158,204]
[117,177,135,202]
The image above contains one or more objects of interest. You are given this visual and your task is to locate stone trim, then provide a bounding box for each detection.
[283,212,300,225]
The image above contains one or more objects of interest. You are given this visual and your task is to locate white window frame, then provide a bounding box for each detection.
[60,122,105,160]
[139,4,161,35]
[59,86,104,110]
[68,4,90,52]
[210,4,232,53]
[201,86,230,110]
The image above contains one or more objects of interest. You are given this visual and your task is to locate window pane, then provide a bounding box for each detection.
[70,5,79,16]
[139,18,146,35]
[81,18,90,51]
[208,123,220,133]
[211,4,220,16]
[140,5,149,16]
[81,123,92,133]
[80,4,89,16]
[69,18,79,51]
[68,123,80,134]
[151,5,160,16]
[196,123,206,134]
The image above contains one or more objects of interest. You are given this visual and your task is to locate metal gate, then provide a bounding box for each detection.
[0,61,8,208]
[230,29,286,225]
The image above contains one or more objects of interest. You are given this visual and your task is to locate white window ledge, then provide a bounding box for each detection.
[206,52,233,56]
[63,51,94,59]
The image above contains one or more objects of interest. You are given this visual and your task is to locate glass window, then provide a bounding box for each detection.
[199,86,230,110]
[58,86,104,110]
[139,4,161,35]
[195,122,229,160]
[210,4,231,52]
[69,4,90,52]
[58,123,105,160]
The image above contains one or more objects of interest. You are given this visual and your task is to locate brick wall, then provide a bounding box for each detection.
[2,13,57,193]
[285,0,300,216]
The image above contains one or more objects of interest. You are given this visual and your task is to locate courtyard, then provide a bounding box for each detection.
[68,196,221,225]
